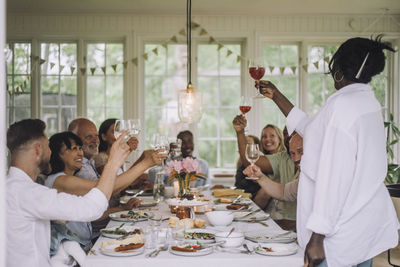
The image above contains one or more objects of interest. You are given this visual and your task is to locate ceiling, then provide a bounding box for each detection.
[7,0,400,16]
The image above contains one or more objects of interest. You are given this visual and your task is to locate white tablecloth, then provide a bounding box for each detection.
[86,197,303,267]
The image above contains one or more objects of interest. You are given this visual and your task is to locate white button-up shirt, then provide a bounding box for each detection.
[286,83,399,266]
[6,167,108,267]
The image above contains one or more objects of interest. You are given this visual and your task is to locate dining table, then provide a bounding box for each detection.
[86,190,304,267]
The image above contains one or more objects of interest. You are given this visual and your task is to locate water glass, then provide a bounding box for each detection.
[153,172,165,202]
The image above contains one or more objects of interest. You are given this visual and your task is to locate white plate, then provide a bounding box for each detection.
[100,244,145,257]
[234,212,270,222]
[167,198,206,207]
[245,230,297,243]
[119,196,158,207]
[169,245,213,257]
[109,210,153,222]
[174,228,216,244]
[213,204,252,212]
[100,225,141,239]
[254,243,298,256]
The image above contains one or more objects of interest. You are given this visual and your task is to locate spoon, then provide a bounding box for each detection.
[232,195,242,204]
[133,190,144,198]
[225,227,235,238]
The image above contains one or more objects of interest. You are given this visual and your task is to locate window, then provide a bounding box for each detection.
[261,44,299,129]
[197,44,242,168]
[41,42,77,136]
[86,43,124,126]
[6,42,31,127]
[144,43,187,142]
[307,45,338,115]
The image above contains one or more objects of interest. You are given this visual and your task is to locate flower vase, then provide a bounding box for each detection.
[178,173,190,197]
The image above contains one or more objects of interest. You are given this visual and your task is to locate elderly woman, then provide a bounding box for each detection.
[257,36,398,267]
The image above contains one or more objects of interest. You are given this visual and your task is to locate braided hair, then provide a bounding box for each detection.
[329,35,395,83]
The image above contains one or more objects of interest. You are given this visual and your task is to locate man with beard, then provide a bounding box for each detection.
[244,133,303,202]
[6,119,130,267]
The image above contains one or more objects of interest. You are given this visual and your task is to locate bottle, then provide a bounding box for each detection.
[153,172,165,202]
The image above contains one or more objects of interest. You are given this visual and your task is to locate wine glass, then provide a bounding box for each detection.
[150,133,160,150]
[129,119,141,137]
[158,135,170,167]
[245,143,260,180]
[239,96,252,133]
[114,119,129,141]
[249,59,265,98]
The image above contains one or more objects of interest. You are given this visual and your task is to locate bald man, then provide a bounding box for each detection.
[244,133,303,202]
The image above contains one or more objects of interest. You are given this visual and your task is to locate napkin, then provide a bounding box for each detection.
[50,240,86,267]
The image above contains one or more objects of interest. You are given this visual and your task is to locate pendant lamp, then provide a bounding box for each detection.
[178,0,203,123]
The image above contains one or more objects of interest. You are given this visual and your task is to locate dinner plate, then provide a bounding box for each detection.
[99,244,145,257]
[109,210,153,222]
[213,204,252,212]
[169,246,213,257]
[234,212,270,222]
[125,189,153,196]
[166,198,206,207]
[119,196,158,207]
[100,225,141,239]
[174,228,216,244]
[254,243,298,256]
[244,230,297,243]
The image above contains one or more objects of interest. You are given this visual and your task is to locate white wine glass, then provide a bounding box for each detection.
[129,119,141,137]
[245,143,260,180]
[114,119,129,141]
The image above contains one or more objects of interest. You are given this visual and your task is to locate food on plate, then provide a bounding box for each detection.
[259,246,274,252]
[184,231,215,240]
[119,210,148,220]
[101,224,141,235]
[100,234,145,249]
[171,242,204,252]
[211,185,225,189]
[213,189,252,198]
[168,217,206,229]
[114,243,144,252]
[226,204,249,210]
[214,198,232,204]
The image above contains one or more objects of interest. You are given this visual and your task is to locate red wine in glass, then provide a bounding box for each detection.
[249,67,265,80]
[239,105,251,114]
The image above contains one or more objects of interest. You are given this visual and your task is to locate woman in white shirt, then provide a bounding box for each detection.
[256,36,398,267]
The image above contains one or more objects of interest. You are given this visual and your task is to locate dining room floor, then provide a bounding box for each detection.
[373,244,400,267]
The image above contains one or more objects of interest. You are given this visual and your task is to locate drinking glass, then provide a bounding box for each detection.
[114,119,130,141]
[153,172,165,202]
[129,119,141,137]
[239,96,252,134]
[249,59,266,98]
[245,143,260,180]
[150,133,160,150]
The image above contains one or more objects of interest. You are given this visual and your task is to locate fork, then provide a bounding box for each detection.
[146,244,168,257]
[249,220,269,227]
[243,244,253,254]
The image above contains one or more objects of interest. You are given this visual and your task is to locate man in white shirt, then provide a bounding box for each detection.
[256,36,399,267]
[6,119,130,267]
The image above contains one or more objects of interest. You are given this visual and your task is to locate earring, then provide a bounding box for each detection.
[334,71,344,83]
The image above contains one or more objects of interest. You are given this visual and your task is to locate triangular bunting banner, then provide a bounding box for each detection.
[290,66,297,74]
[313,61,319,69]
[131,58,138,66]
[236,55,242,63]
[279,67,285,75]
[70,66,76,75]
[79,67,86,75]
[142,53,148,61]
[50,62,55,70]
[191,21,200,29]
[59,65,65,73]
[324,56,330,63]
[101,66,107,74]
[161,43,168,49]
[170,36,178,43]
[226,50,233,57]
[111,64,117,73]
[269,66,275,73]
[16,86,23,94]
[199,28,208,36]
[302,64,308,72]
[152,48,158,56]
[123,61,128,69]
[179,29,186,36]
[39,59,46,65]
[217,43,224,51]
[90,67,96,75]
[209,37,215,44]
[23,80,27,88]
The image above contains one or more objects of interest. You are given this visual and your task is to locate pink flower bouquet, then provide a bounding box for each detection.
[166,157,207,196]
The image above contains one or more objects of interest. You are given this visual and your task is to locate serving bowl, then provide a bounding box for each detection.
[214,231,244,247]
[205,211,234,226]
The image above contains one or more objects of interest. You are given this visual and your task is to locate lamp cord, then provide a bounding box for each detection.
[187,0,192,86]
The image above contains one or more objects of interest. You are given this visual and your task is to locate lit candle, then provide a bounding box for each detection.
[173,181,179,197]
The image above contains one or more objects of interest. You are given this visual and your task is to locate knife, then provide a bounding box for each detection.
[238,208,261,219]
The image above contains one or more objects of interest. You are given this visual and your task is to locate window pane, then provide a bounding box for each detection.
[221,140,237,168]
[198,77,218,106]
[87,43,124,126]
[198,140,217,167]
[42,107,59,136]
[198,109,218,137]
[41,43,59,75]
[14,43,31,74]
[42,76,59,106]
[61,76,77,105]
